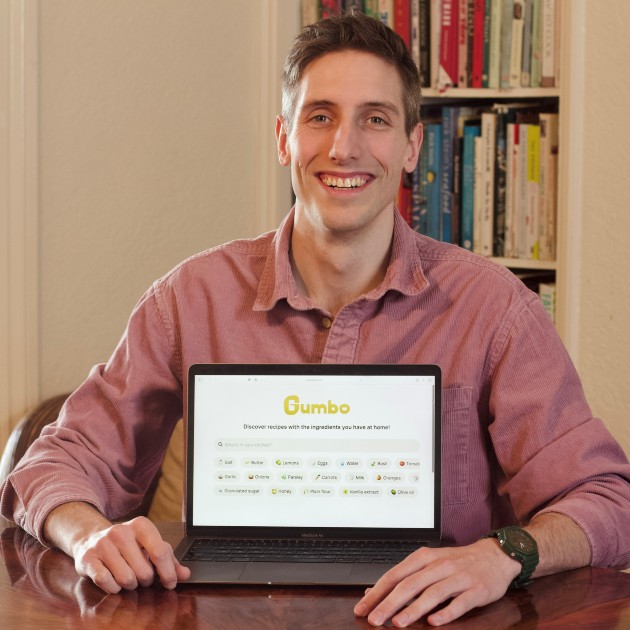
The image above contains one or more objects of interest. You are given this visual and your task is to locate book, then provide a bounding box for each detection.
[521,0,533,86]
[462,122,481,250]
[430,0,442,87]
[440,107,459,243]
[504,122,518,257]
[466,0,476,87]
[493,106,508,257]
[418,0,431,86]
[458,0,469,86]
[321,0,342,19]
[538,112,558,260]
[481,0,492,87]
[301,0,320,27]
[488,0,503,89]
[525,122,541,259]
[394,0,411,49]
[471,0,485,88]
[410,0,421,69]
[530,0,542,86]
[499,0,514,88]
[509,0,524,88]
[411,148,426,234]
[480,112,497,256]
[515,121,528,258]
[538,282,556,324]
[437,0,459,90]
[473,135,485,254]
[378,0,395,28]
[541,0,556,87]
[422,123,443,240]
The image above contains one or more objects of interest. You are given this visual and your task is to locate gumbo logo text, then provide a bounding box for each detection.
[283,395,350,415]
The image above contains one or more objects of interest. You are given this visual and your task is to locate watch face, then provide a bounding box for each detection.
[506,529,536,553]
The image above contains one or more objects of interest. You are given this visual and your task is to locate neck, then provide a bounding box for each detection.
[290,208,394,317]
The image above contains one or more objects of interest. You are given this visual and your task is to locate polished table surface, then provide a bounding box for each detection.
[2,520,630,629]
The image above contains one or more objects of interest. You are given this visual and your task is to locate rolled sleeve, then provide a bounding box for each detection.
[488,294,630,568]
[0,285,183,544]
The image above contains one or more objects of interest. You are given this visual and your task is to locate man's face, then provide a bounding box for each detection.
[276,51,422,238]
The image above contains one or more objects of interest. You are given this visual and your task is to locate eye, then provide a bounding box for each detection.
[310,114,330,124]
[368,116,388,126]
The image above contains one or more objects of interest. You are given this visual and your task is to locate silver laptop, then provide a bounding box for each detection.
[175,363,442,585]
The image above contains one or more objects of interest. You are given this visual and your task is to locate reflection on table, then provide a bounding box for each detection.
[1,521,630,629]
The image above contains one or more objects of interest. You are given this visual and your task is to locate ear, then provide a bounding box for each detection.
[275,115,292,167]
[403,123,423,174]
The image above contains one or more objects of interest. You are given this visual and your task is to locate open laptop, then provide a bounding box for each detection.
[175,363,441,585]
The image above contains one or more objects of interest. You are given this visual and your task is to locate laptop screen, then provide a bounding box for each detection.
[186,364,441,534]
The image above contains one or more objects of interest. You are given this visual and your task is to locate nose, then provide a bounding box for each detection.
[328,121,360,163]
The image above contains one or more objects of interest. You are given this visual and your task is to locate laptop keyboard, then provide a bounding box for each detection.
[183,538,420,563]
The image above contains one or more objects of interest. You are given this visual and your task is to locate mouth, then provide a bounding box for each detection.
[319,174,370,190]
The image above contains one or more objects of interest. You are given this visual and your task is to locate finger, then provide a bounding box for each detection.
[131,520,181,589]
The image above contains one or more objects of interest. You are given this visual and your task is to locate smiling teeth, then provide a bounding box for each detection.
[321,175,367,188]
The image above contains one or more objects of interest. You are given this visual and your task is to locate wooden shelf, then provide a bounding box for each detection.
[422,87,561,99]
[489,257,558,271]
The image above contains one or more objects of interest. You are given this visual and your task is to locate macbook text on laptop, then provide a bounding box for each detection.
[174,363,441,585]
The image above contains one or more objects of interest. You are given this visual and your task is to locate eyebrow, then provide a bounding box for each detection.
[300,99,402,117]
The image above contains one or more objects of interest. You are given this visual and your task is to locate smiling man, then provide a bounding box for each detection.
[2,11,630,629]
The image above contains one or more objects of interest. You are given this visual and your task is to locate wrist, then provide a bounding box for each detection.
[485,526,540,589]
[480,537,522,582]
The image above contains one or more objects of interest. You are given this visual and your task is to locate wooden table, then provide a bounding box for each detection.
[1,521,630,629]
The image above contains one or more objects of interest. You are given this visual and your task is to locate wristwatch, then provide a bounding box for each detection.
[485,526,539,589]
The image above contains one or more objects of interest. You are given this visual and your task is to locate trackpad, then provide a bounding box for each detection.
[239,562,354,584]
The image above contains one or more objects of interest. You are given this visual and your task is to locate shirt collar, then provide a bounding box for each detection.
[253,208,429,312]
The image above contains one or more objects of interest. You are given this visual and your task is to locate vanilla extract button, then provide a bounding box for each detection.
[322,317,333,329]
[341,487,382,497]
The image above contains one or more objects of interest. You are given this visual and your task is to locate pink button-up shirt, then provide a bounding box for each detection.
[3,209,630,568]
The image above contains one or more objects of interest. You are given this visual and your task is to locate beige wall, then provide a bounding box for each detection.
[577,0,630,453]
[38,0,296,397]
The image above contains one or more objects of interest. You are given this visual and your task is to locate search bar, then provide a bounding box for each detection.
[215,438,419,453]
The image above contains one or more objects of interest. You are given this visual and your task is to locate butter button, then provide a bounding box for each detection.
[322,317,332,329]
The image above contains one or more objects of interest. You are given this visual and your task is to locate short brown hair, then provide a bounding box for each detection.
[281,12,422,136]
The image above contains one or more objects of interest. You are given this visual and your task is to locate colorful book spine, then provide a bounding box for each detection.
[516,122,528,258]
[422,123,443,241]
[394,0,411,48]
[538,282,556,324]
[530,0,542,86]
[418,0,431,86]
[378,0,395,28]
[509,0,524,88]
[499,0,514,88]
[481,0,492,87]
[525,122,540,259]
[430,0,442,88]
[471,0,485,87]
[504,122,517,257]
[480,112,497,257]
[437,0,459,89]
[473,135,485,254]
[493,107,508,257]
[458,0,469,86]
[410,0,421,69]
[462,123,481,250]
[411,149,426,234]
[521,0,533,86]
[538,112,558,260]
[541,0,556,87]
[440,107,460,243]
[488,0,503,89]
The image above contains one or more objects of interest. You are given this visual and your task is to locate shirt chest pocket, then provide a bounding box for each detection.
[440,386,473,505]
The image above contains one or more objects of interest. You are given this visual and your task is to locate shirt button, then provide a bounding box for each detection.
[322,317,332,329]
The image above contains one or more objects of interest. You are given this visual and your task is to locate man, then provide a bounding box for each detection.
[2,12,629,628]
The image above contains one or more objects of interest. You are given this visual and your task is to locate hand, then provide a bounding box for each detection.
[71,516,190,594]
[353,539,521,627]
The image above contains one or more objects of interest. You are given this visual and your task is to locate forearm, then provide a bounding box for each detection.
[525,512,591,578]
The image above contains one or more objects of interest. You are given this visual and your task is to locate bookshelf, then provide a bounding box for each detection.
[295,0,581,345]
